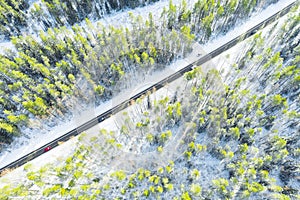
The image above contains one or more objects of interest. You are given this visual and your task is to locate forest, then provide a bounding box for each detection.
[0,0,283,147]
[0,0,299,199]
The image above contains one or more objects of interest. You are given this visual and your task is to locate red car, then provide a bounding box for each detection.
[44,146,51,152]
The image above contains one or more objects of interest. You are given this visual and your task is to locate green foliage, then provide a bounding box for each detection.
[111,170,127,181]
[212,178,229,192]
[94,85,105,95]
[0,121,15,133]
[271,193,291,200]
[0,2,195,145]
[181,191,192,200]
[190,184,202,196]
[1,2,299,200]
[247,182,264,193]
[229,127,240,139]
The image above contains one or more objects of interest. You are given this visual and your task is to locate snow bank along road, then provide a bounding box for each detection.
[0,0,297,176]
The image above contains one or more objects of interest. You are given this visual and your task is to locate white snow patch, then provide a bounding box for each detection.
[0,41,14,54]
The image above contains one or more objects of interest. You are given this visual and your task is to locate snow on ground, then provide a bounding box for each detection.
[0,85,174,187]
[0,0,196,51]
[0,40,205,169]
[0,10,288,185]
[0,0,297,175]
[0,41,14,54]
[96,0,198,27]
[203,0,297,52]
[0,136,78,188]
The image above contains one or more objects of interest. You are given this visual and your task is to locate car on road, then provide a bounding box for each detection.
[44,146,51,152]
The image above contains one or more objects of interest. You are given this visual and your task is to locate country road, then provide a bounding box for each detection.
[0,0,297,175]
